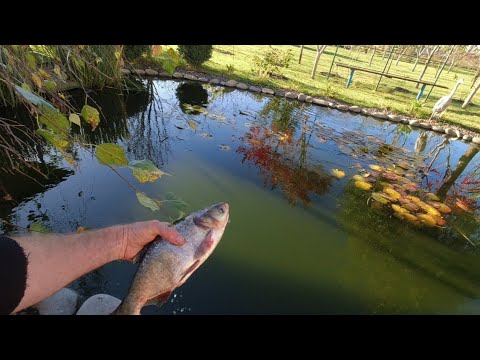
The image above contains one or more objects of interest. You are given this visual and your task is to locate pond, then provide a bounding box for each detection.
[1,79,480,315]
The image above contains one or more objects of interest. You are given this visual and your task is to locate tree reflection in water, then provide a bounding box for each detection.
[237,98,333,206]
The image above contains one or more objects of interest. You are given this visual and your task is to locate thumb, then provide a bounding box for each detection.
[152,221,186,246]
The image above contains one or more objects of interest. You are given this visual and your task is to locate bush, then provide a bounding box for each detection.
[252,47,293,79]
[177,45,213,66]
[124,45,151,61]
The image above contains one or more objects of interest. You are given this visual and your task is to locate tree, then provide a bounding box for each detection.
[416,45,439,88]
[311,45,327,79]
[462,78,480,108]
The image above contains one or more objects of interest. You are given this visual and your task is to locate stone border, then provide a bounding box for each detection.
[122,68,480,145]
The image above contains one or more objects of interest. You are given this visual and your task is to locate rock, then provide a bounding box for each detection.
[372,112,388,119]
[336,104,349,111]
[76,294,122,315]
[305,96,313,103]
[158,71,170,77]
[328,102,336,108]
[387,114,402,122]
[361,108,370,115]
[184,74,197,81]
[455,130,462,138]
[463,135,472,141]
[445,128,457,136]
[225,80,237,87]
[145,69,158,76]
[285,92,297,99]
[419,123,432,129]
[472,137,480,144]
[432,126,444,133]
[261,88,275,95]
[35,288,79,315]
[120,68,130,75]
[297,93,307,101]
[198,77,208,82]
[209,78,220,84]
[132,69,145,76]
[409,120,420,126]
[220,81,226,86]
[349,106,362,113]
[313,98,329,106]
[173,72,183,79]
[236,82,248,90]
[249,86,261,92]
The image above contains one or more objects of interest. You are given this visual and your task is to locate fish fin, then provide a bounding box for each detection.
[179,260,200,283]
[193,230,215,259]
[131,244,151,264]
[145,291,173,307]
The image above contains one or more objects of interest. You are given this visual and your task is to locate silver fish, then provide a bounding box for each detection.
[113,202,230,315]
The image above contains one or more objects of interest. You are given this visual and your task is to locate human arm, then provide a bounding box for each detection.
[4,220,185,314]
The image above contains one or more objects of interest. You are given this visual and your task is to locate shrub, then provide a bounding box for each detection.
[177,45,213,66]
[252,47,293,79]
[124,45,151,61]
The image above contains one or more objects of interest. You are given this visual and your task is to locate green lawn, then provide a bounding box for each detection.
[163,45,480,132]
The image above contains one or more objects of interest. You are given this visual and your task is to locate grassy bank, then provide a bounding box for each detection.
[161,45,480,132]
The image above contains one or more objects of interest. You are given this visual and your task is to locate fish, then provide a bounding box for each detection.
[113,202,230,315]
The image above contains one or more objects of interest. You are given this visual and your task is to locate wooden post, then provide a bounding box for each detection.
[298,45,304,64]
[375,45,395,91]
[425,46,455,101]
[368,46,375,67]
[311,45,327,80]
[327,45,339,80]
[416,45,439,88]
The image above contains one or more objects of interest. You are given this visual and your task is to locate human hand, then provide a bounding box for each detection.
[118,220,185,261]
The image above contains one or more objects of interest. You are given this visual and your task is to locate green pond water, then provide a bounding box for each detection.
[1,79,480,314]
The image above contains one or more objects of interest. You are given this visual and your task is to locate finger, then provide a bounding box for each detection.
[152,221,186,246]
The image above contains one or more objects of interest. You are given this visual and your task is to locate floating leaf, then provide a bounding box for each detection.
[199,133,213,138]
[403,213,418,222]
[352,174,364,181]
[426,193,440,201]
[417,214,436,227]
[355,181,372,191]
[372,193,389,204]
[59,148,78,169]
[392,204,409,214]
[175,125,185,130]
[128,159,169,183]
[44,80,56,91]
[31,73,42,89]
[406,195,421,203]
[30,222,51,233]
[218,144,231,151]
[36,129,68,149]
[397,160,411,170]
[69,113,81,126]
[95,143,128,166]
[39,108,70,135]
[392,212,404,220]
[81,105,100,130]
[437,203,452,214]
[455,199,473,213]
[136,192,161,211]
[331,169,345,179]
[383,187,401,200]
[187,119,198,130]
[424,204,441,217]
[369,164,383,171]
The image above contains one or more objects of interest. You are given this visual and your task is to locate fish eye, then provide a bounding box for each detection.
[218,207,224,214]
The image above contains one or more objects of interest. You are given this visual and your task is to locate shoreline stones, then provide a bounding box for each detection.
[145,69,158,76]
[122,68,479,142]
[34,288,80,315]
[76,294,121,315]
